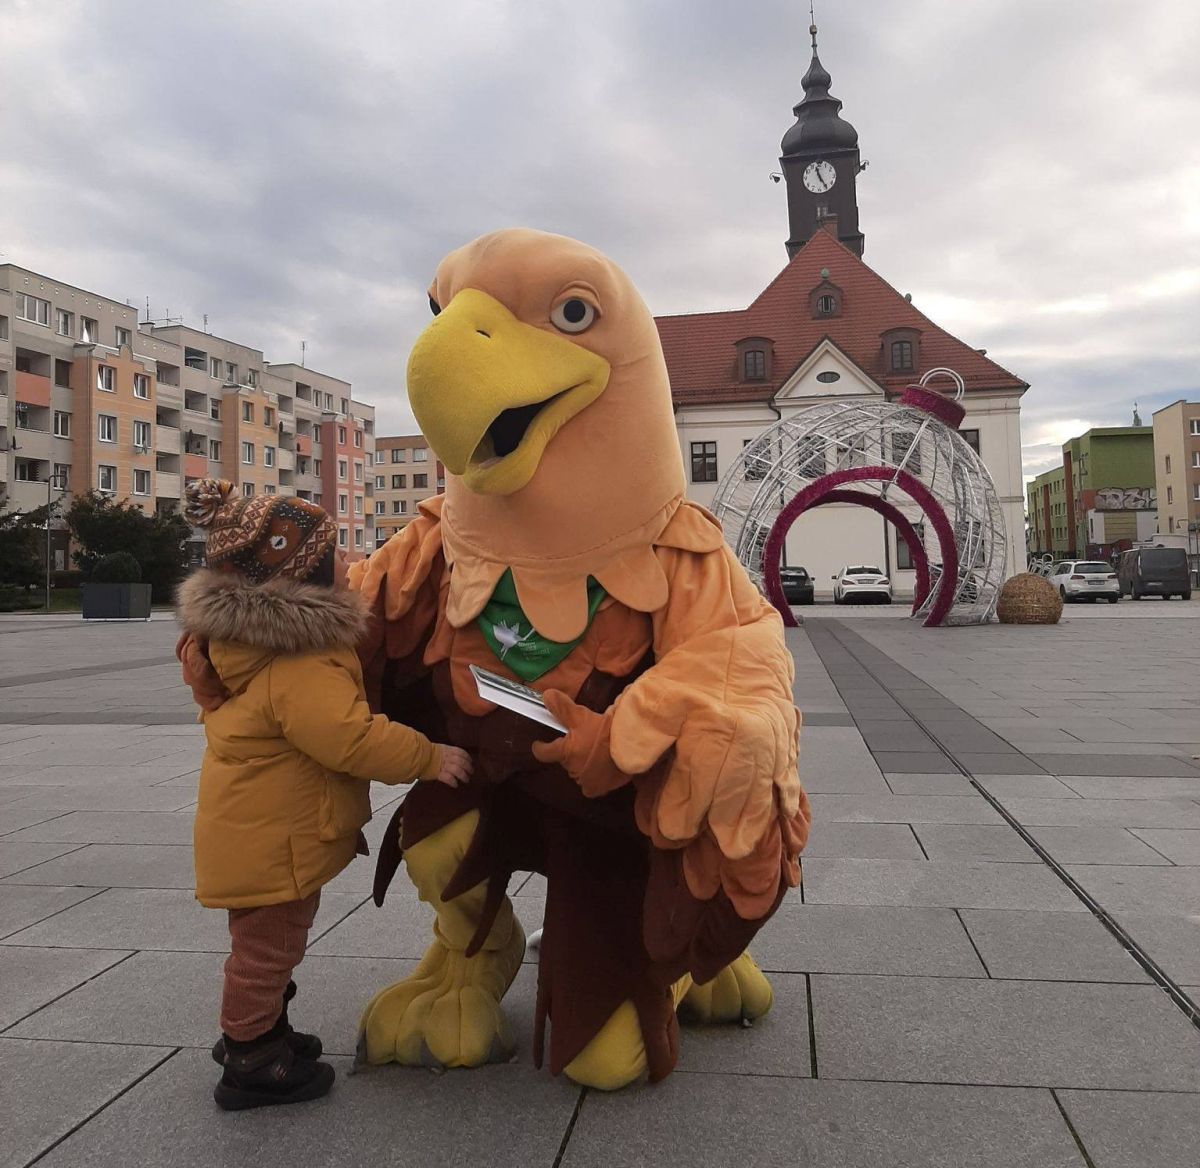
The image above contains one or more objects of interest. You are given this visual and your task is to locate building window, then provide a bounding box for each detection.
[890,340,914,372]
[353,430,363,448]
[354,496,363,515]
[353,461,363,482]
[816,370,841,384]
[263,484,277,495]
[341,398,350,414]
[413,447,429,462]
[57,309,74,336]
[53,463,71,489]
[1165,455,1172,473]
[225,362,237,382]
[1192,452,1200,468]
[98,464,117,493]
[338,426,347,445]
[242,441,255,465]
[133,468,151,495]
[116,326,131,348]
[797,439,827,478]
[97,365,115,393]
[210,400,221,421]
[375,475,385,489]
[247,370,258,387]
[98,414,117,443]
[1167,486,1174,504]
[413,473,428,489]
[896,522,925,570]
[391,448,406,463]
[53,411,71,438]
[960,429,981,455]
[691,441,718,483]
[375,500,386,515]
[816,294,837,316]
[355,528,364,550]
[338,527,348,549]
[263,406,274,427]
[392,474,405,489]
[890,431,922,475]
[394,500,407,515]
[337,459,348,479]
[743,350,766,381]
[133,420,152,449]
[338,493,348,514]
[18,293,51,326]
[1191,419,1200,436]
[1194,483,1200,502]
[80,316,98,343]
[133,373,150,399]
[314,459,322,476]
[242,483,255,498]
[263,446,275,468]
[211,358,223,378]
[242,401,254,423]
[743,438,767,480]
[1169,517,1176,532]
[209,439,222,461]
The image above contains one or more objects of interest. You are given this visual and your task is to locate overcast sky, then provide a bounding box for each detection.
[2,0,1197,479]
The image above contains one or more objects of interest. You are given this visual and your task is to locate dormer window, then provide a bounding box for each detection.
[809,280,843,319]
[817,295,836,315]
[881,326,922,375]
[734,337,773,384]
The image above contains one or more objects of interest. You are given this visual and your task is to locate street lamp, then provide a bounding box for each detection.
[44,471,67,611]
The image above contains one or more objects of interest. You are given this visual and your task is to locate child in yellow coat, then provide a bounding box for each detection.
[176,479,471,1111]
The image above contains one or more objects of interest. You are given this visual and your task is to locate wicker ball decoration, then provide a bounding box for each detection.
[996,573,1063,624]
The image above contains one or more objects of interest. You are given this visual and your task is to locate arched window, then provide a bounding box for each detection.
[743,349,766,381]
[816,294,837,316]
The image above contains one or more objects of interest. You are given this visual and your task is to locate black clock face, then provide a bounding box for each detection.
[803,160,837,193]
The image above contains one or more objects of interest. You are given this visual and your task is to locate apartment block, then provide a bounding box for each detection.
[372,434,443,548]
[1153,399,1200,543]
[1,264,377,563]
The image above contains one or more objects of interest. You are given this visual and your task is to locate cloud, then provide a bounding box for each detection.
[1,0,1196,451]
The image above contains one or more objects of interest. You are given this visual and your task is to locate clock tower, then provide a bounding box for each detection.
[780,23,865,258]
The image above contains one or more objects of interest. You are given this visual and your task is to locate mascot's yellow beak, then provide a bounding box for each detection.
[408,289,611,496]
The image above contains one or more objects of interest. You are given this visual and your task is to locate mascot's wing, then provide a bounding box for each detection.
[606,504,810,918]
[349,495,446,709]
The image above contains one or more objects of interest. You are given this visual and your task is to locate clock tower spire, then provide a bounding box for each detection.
[779,20,865,258]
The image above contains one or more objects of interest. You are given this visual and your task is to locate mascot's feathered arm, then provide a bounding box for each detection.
[536,537,810,920]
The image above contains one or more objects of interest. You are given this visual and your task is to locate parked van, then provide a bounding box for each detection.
[1117,547,1191,600]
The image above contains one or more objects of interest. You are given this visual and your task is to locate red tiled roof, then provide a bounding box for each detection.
[656,228,1027,407]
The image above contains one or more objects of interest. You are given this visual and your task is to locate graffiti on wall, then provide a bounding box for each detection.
[1094,487,1156,511]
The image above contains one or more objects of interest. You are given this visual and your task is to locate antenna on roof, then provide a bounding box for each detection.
[809,0,818,49]
[1133,402,1143,427]
[301,341,307,368]
[203,314,209,333]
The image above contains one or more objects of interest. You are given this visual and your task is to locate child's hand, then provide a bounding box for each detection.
[432,745,473,788]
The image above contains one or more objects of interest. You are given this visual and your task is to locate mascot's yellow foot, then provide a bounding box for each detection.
[563,975,692,1092]
[357,919,525,1069]
[678,952,773,1025]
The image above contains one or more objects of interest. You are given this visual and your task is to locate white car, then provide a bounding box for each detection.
[1048,560,1120,603]
[832,565,893,604]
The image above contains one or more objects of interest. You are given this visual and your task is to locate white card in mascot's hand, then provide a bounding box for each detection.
[469,664,567,735]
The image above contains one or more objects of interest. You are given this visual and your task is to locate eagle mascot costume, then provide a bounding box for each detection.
[347,228,810,1090]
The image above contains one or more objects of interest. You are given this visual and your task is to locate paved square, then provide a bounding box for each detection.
[3,606,1199,1165]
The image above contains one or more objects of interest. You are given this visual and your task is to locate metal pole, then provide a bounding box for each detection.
[45,475,52,611]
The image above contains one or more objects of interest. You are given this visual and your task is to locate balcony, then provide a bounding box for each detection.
[15,371,52,408]
[10,425,52,461]
[277,447,295,472]
[183,453,208,479]
[295,435,312,456]
[155,471,181,499]
[155,425,181,455]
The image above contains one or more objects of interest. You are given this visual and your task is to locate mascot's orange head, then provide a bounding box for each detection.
[408,230,685,584]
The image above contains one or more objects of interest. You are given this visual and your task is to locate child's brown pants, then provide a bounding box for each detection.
[221,892,320,1041]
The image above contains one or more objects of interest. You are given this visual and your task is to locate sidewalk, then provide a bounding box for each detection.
[1,611,1198,1167]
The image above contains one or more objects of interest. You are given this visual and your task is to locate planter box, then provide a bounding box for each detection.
[81,582,153,620]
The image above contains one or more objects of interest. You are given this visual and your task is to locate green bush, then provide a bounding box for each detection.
[53,568,85,589]
[0,583,27,612]
[91,551,143,584]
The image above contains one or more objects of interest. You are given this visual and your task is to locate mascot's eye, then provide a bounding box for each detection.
[428,295,441,317]
[550,297,596,334]
[269,535,288,550]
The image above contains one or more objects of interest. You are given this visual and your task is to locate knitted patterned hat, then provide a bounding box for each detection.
[183,479,338,585]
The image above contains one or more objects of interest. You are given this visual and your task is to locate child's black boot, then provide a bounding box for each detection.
[213,1018,334,1111]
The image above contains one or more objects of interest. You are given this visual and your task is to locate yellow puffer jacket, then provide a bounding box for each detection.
[177,569,441,909]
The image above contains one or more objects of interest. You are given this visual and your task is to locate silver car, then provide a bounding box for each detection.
[1048,560,1120,603]
[832,565,893,604]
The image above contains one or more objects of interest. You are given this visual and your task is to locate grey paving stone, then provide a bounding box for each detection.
[798,766,891,794]
[1130,828,1200,864]
[1000,797,1200,828]
[885,772,977,794]
[1115,912,1200,983]
[0,1038,172,1168]
[0,946,131,1029]
[872,751,961,773]
[1058,775,1200,800]
[562,1074,1086,1168]
[309,892,545,961]
[678,971,811,1077]
[512,872,547,897]
[809,793,1004,825]
[0,843,196,888]
[0,840,82,879]
[913,824,1039,862]
[753,904,986,977]
[3,887,366,951]
[800,822,925,859]
[1,784,198,812]
[957,753,1048,775]
[1064,864,1200,914]
[1027,826,1171,865]
[811,974,1200,1089]
[1058,1089,1200,1168]
[856,722,938,751]
[958,910,1150,982]
[0,806,73,836]
[1032,753,1200,777]
[803,859,1085,911]
[0,884,103,940]
[977,774,1082,799]
[6,810,195,845]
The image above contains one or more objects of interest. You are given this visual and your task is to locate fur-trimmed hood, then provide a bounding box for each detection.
[176,569,369,655]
